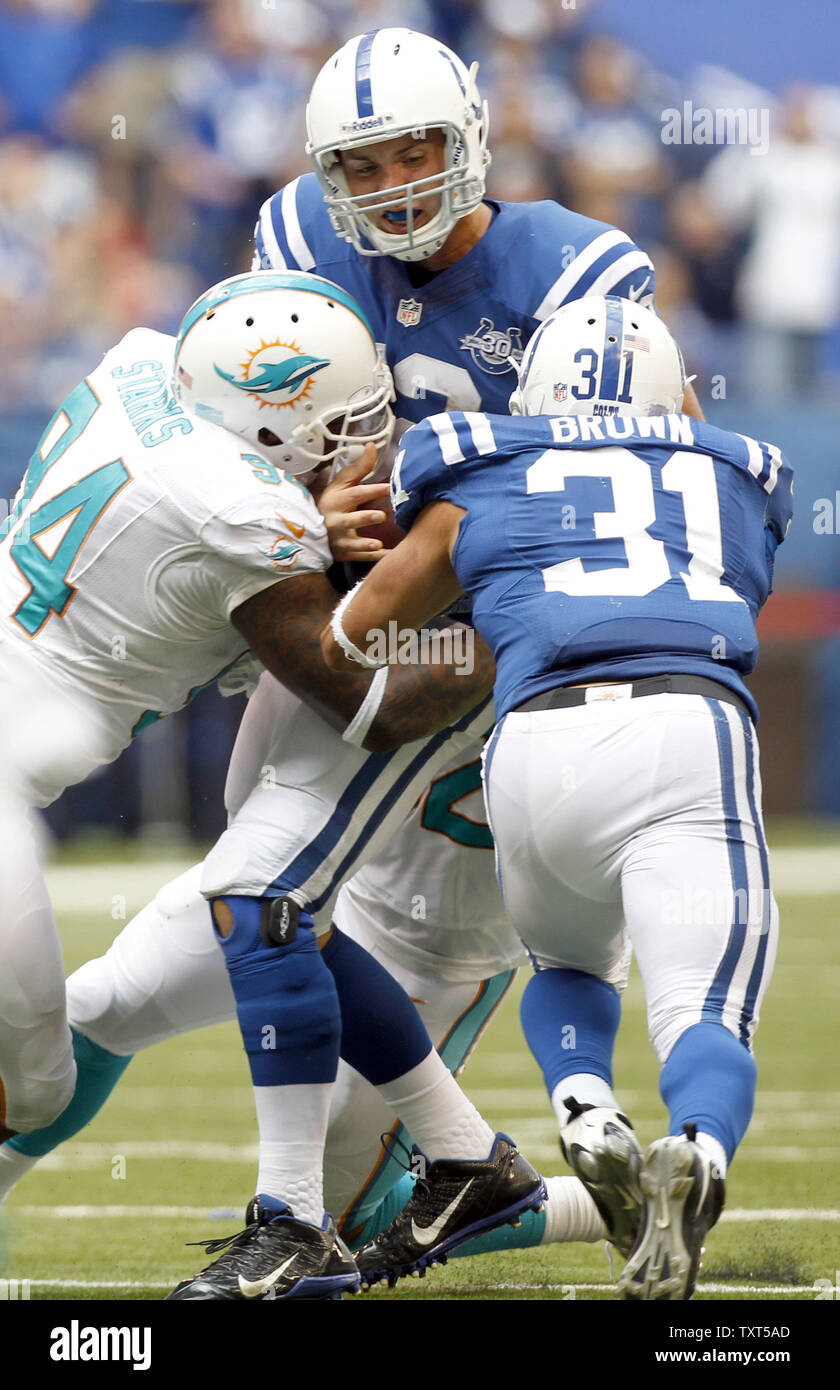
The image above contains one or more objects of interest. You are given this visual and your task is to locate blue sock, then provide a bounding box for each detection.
[320,927,432,1086]
[216,897,340,1086]
[660,1022,756,1163]
[520,967,620,1097]
[5,1029,133,1157]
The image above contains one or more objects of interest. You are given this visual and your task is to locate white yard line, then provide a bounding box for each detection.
[720,1208,840,1222]
[41,846,840,915]
[45,860,197,915]
[13,1205,240,1218]
[32,1140,840,1167]
[14,1278,818,1296]
[36,1141,260,1166]
[767,846,840,894]
[10,1204,838,1221]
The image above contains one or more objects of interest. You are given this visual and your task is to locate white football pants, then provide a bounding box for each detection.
[482,691,778,1060]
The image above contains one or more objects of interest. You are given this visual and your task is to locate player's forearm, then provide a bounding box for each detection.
[362,623,496,752]
[232,573,397,738]
[322,503,465,673]
[246,617,493,753]
[231,573,492,752]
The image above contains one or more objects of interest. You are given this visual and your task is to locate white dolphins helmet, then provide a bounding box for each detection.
[509,297,686,419]
[172,271,394,475]
[306,27,490,262]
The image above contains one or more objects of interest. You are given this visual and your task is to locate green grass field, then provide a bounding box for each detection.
[3,823,839,1303]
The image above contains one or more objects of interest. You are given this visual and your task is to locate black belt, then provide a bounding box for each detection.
[513,674,751,719]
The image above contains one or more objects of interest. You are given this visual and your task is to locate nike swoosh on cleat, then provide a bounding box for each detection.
[410,1180,474,1247]
[627,275,652,302]
[237,1252,299,1299]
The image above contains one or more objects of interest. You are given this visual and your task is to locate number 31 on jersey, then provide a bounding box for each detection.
[526,445,744,604]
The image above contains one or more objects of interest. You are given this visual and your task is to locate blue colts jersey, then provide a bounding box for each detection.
[392,413,793,721]
[253,174,656,423]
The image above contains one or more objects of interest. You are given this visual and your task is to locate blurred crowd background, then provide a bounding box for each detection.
[1,0,839,838]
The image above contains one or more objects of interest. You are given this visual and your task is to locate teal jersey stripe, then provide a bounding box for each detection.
[438,970,516,1074]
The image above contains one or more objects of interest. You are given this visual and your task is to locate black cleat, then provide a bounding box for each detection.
[166,1197,360,1301]
[560,1096,644,1258]
[355,1133,547,1289]
[618,1126,726,1300]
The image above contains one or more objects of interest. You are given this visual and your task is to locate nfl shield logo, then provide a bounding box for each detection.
[553,382,567,403]
[397,298,423,328]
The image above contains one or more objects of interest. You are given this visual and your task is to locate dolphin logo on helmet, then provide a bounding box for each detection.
[173,270,395,476]
[215,356,331,398]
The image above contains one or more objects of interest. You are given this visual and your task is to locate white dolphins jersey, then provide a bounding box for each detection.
[342,741,526,982]
[0,327,331,805]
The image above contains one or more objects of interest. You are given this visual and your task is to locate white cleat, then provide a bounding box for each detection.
[618,1127,725,1301]
[560,1097,644,1258]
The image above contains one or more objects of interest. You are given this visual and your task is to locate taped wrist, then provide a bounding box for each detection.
[343,666,389,747]
[213,895,340,1086]
[330,583,385,669]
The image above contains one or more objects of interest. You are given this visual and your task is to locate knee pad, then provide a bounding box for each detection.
[7,1028,132,1156]
[213,896,340,1086]
[67,867,234,1054]
[0,1009,76,1134]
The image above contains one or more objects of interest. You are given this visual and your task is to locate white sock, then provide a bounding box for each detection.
[551,1074,620,1129]
[0,1145,39,1202]
[694,1130,728,1178]
[377,1052,496,1162]
[253,1083,331,1227]
[540,1174,608,1244]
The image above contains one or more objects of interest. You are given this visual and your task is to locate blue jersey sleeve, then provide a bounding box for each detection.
[391,418,455,530]
[391,413,499,529]
[682,419,793,591]
[252,174,341,273]
[760,442,793,587]
[763,447,794,544]
[511,202,657,321]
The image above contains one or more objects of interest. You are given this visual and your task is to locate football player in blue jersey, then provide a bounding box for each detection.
[323,295,792,1299]
[0,29,710,1297]
[254,26,704,440]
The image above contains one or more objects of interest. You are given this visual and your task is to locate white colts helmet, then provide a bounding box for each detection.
[172,271,394,475]
[306,27,490,262]
[510,297,686,419]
